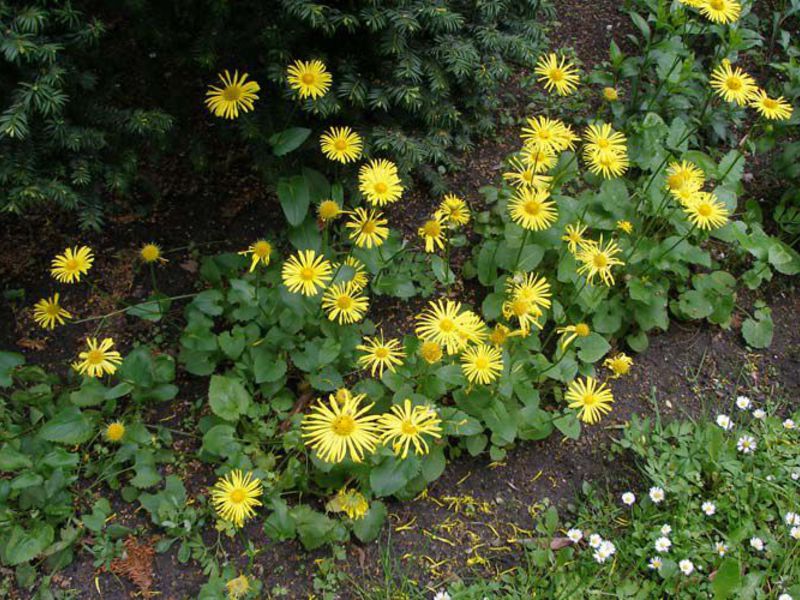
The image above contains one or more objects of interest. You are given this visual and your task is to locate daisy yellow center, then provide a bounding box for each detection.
[229,488,246,503]
[593,253,608,269]
[423,221,442,237]
[512,299,530,316]
[254,241,270,257]
[667,173,684,190]
[538,130,551,140]
[300,267,315,280]
[725,76,742,91]
[373,182,388,195]
[569,232,581,242]
[550,68,565,82]
[301,72,315,85]
[710,0,724,8]
[597,138,610,149]
[401,421,418,435]
[334,139,348,151]
[763,98,778,109]
[223,86,242,101]
[336,295,353,309]
[361,221,377,234]
[439,318,456,332]
[45,303,60,316]
[697,203,712,217]
[524,200,542,216]
[575,323,590,336]
[474,356,490,370]
[332,415,356,435]
[582,393,598,406]
[65,258,79,271]
[374,347,389,359]
[86,349,105,365]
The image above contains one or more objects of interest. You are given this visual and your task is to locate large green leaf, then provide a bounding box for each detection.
[0,351,24,387]
[269,127,311,156]
[208,375,251,421]
[1,523,54,566]
[277,175,311,226]
[38,406,93,444]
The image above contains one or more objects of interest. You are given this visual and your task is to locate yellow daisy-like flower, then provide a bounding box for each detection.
[73,337,123,378]
[679,0,705,7]
[519,146,557,172]
[521,116,578,154]
[415,299,471,356]
[699,0,741,24]
[281,249,332,296]
[436,193,471,226]
[341,256,368,289]
[604,352,633,378]
[419,341,443,364]
[321,281,369,324]
[320,126,363,163]
[210,470,263,527]
[749,89,794,121]
[576,236,625,286]
[318,199,342,222]
[557,322,591,351]
[508,187,558,231]
[301,393,381,463]
[104,421,126,443]
[345,207,390,249]
[356,333,406,378]
[565,377,614,424]
[585,147,629,178]
[226,575,251,600]
[286,59,332,100]
[683,192,730,230]
[710,60,758,106]
[534,53,580,96]
[139,243,166,264]
[666,160,705,193]
[379,399,443,459]
[205,70,260,119]
[672,184,704,207]
[562,222,589,254]
[327,488,370,520]
[418,216,447,253]
[602,87,619,101]
[51,245,94,283]
[32,293,71,329]
[461,344,504,385]
[488,324,524,347]
[617,220,633,234]
[583,123,627,158]
[456,310,488,348]
[239,240,272,273]
[506,272,552,313]
[502,297,543,334]
[503,156,553,190]
[358,159,404,206]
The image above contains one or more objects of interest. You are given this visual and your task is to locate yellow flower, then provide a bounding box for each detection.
[617,220,633,234]
[461,344,504,385]
[565,377,614,424]
[415,299,472,355]
[321,281,369,324]
[503,156,553,190]
[358,159,404,206]
[301,393,381,463]
[557,322,591,351]
[379,399,443,459]
[666,160,705,193]
[699,0,741,24]
[456,310,489,348]
[286,59,332,99]
[320,126,363,163]
[672,184,703,207]
[73,338,122,378]
[318,199,342,222]
[710,60,758,106]
[342,256,368,289]
[356,333,405,378]
[210,470,262,527]
[519,146,557,172]
[604,353,633,378]
[506,272,552,313]
[281,249,332,296]
[226,575,251,600]
[683,192,730,230]
[488,324,523,347]
[33,294,71,329]
[576,236,625,286]
[508,187,558,231]
[51,245,94,283]
[749,89,793,121]
[562,222,588,254]
[239,240,272,272]
[585,147,629,179]
[418,216,447,253]
[679,0,705,7]
[602,87,619,101]
[521,116,578,154]
[419,341,443,364]
[436,193,471,226]
[205,70,260,119]
[534,53,580,96]
[502,297,543,334]
[104,421,125,443]
[583,123,627,157]
[139,243,166,264]
[345,207,389,249]
[327,488,370,520]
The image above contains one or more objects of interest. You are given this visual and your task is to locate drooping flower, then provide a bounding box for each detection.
[418,215,447,253]
[318,199,342,222]
[205,70,260,119]
[699,0,741,24]
[321,281,369,324]
[51,246,94,283]
[683,192,730,230]
[239,240,272,272]
[139,243,166,264]
[281,249,332,296]
[358,159,404,206]
[508,187,558,231]
[461,344,504,385]
[534,53,580,96]
[320,126,363,163]
[210,470,263,527]
[565,377,614,424]
[73,338,122,378]
[345,207,389,249]
[356,333,405,378]
[749,89,794,120]
[379,399,443,459]
[286,59,332,99]
[576,236,625,286]
[327,488,369,520]
[301,393,381,463]
[710,60,758,106]
[562,222,589,254]
[104,421,126,443]
[436,193,471,226]
[604,353,633,378]
[32,294,71,329]
[557,322,591,351]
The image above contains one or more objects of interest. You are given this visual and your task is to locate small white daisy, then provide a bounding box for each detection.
[752,408,766,420]
[679,559,694,575]
[649,487,665,503]
[716,414,733,431]
[567,528,583,543]
[714,541,728,556]
[785,512,800,527]
[622,492,636,506]
[588,533,603,548]
[784,419,796,430]
[779,594,794,600]
[433,592,451,600]
[702,501,716,516]
[660,524,672,536]
[655,537,672,553]
[749,536,764,551]
[737,435,756,454]
[600,540,616,556]
[791,526,800,540]
[792,471,800,481]
[648,556,663,570]
[735,395,751,410]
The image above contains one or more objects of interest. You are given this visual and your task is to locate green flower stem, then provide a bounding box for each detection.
[443,241,453,290]
[70,293,199,325]
[550,151,578,190]
[638,223,697,279]
[512,228,531,274]
[148,263,159,295]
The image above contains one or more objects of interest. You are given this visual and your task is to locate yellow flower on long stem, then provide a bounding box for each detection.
[508,187,558,231]
[565,377,614,424]
[683,192,730,230]
[379,399,443,459]
[140,243,167,264]
[321,281,369,324]
[358,159,404,206]
[557,322,591,351]
[749,89,794,121]
[576,236,625,286]
[502,297,543,334]
[419,215,447,253]
[436,193,470,226]
[320,126,363,163]
[286,59,332,99]
[301,393,381,463]
[327,488,370,520]
[226,575,251,600]
[562,222,589,254]
[506,272,552,313]
[583,123,627,158]
[503,156,553,190]
[345,207,389,249]
[521,116,578,154]
[33,293,71,329]
[281,249,332,296]
[604,353,633,378]
[666,160,705,193]
[710,60,758,106]
[73,337,122,378]
[104,421,126,443]
[585,147,629,179]
[356,333,405,377]
[318,199,342,222]
[205,70,260,119]
[239,240,272,272]
[210,470,262,527]
[461,344,504,385]
[699,0,741,24]
[534,53,580,96]
[519,146,557,172]
[415,299,471,355]
[51,246,94,283]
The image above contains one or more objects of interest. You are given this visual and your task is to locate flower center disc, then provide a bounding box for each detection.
[401,421,418,435]
[301,73,315,85]
[524,200,541,216]
[230,488,246,503]
[87,349,105,365]
[223,86,241,101]
[361,221,377,234]
[374,347,389,359]
[336,296,353,309]
[332,415,356,435]
[334,139,347,150]
[373,182,388,195]
[300,267,315,280]
[474,357,490,370]
[593,254,608,268]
